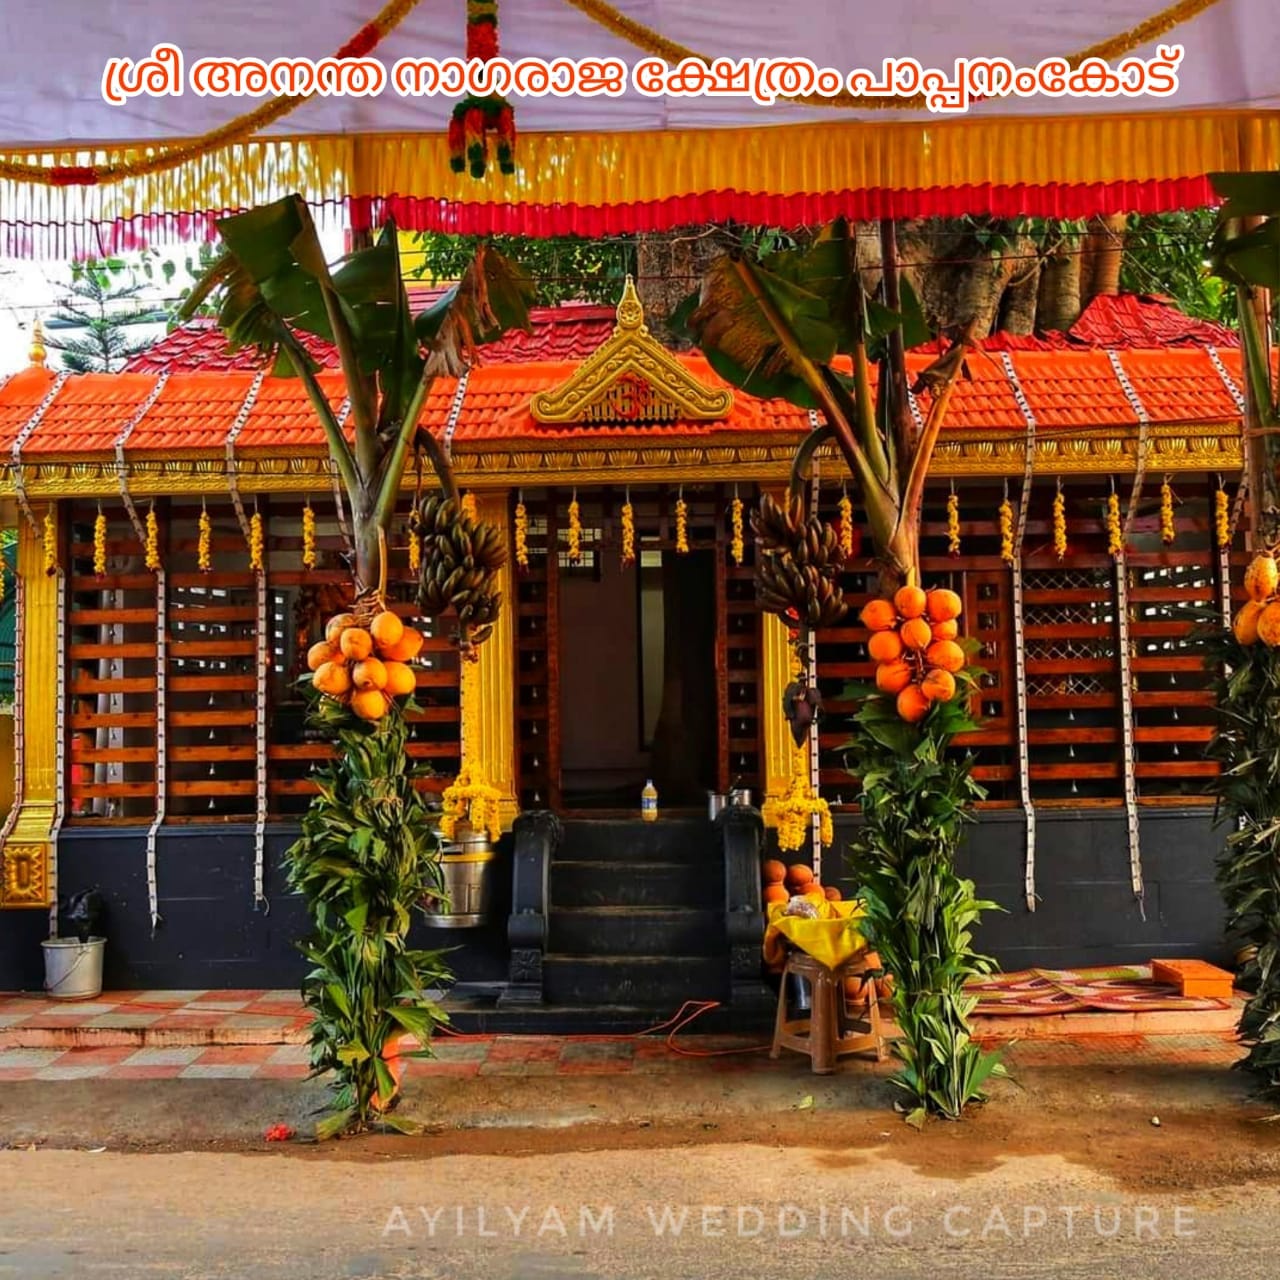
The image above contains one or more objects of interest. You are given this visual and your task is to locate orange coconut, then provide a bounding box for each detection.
[352,657,388,691]
[925,588,963,622]
[339,627,374,662]
[379,627,424,663]
[894,585,927,619]
[896,683,931,723]
[900,616,933,652]
[325,612,358,645]
[350,688,389,721]
[931,618,959,642]
[370,609,405,652]
[785,863,815,890]
[925,639,966,674]
[921,667,957,703]
[313,661,351,698]
[859,598,898,632]
[761,859,787,885]
[307,640,337,672]
[1234,600,1265,647]
[875,659,914,695]
[867,630,904,663]
[383,661,417,698]
[763,883,790,906]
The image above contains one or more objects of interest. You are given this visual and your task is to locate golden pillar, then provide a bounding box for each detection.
[760,612,799,824]
[470,492,519,831]
[1,504,60,908]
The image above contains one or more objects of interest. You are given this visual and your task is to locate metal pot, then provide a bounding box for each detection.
[729,787,753,808]
[423,825,498,928]
[707,791,728,821]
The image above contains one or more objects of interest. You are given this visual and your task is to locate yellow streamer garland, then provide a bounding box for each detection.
[441,654,503,842]
[514,499,529,570]
[621,500,635,567]
[302,502,317,571]
[0,0,423,188]
[562,0,1221,111]
[144,506,161,572]
[93,507,107,577]
[42,510,57,576]
[567,495,582,563]
[198,503,212,573]
[998,498,1014,565]
[1105,492,1122,558]
[408,526,421,573]
[946,491,961,557]
[730,496,744,567]
[1159,479,1175,546]
[761,744,834,854]
[838,494,853,559]
[249,511,264,572]
[1215,486,1230,549]
[1052,486,1067,561]
[675,495,689,554]
[461,491,478,523]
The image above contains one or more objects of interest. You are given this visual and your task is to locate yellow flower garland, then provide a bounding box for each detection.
[675,495,689,554]
[620,499,636,567]
[1215,486,1230,549]
[946,490,961,557]
[837,493,854,559]
[198,503,212,573]
[301,501,317,571]
[514,499,529,570]
[408,525,421,573]
[93,507,107,577]
[1105,491,1122,558]
[567,494,582,563]
[762,744,834,854]
[249,511,264,573]
[461,491,478,523]
[43,509,58,576]
[1052,485,1067,561]
[144,506,161,572]
[1159,479,1175,546]
[730,496,744,567]
[998,498,1014,565]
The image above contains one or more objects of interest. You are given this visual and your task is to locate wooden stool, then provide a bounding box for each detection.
[770,949,886,1074]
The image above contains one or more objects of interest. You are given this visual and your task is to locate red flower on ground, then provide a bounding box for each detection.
[264,1123,295,1142]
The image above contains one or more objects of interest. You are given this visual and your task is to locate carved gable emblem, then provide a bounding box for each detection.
[530,277,733,426]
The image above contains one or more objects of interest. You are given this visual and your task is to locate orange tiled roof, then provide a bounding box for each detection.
[0,347,1248,459]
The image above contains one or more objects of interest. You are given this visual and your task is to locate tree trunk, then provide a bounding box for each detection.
[998,237,1041,335]
[1082,213,1127,303]
[636,231,725,343]
[1037,236,1083,332]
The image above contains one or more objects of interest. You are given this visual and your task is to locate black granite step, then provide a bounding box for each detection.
[549,906,723,957]
[542,954,730,1007]
[555,817,716,864]
[550,860,720,909]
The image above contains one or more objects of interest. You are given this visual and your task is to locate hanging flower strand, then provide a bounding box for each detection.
[1105,488,1122,558]
[461,491,478,523]
[448,0,515,178]
[93,505,107,577]
[514,493,529,571]
[729,491,744,567]
[407,520,421,573]
[42,509,57,576]
[301,500,317,571]
[1214,482,1230,549]
[1052,481,1067,561]
[198,500,212,573]
[675,490,689,554]
[946,485,961,557]
[998,489,1014,565]
[838,488,854,559]
[1159,477,1175,546]
[620,492,636,568]
[144,504,161,572]
[249,509,265,573]
[567,491,582,563]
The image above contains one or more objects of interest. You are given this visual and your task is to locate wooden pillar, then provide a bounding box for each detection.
[472,492,519,832]
[1,504,60,908]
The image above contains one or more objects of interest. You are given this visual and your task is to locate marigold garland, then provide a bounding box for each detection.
[998,498,1014,565]
[197,502,212,573]
[440,653,503,842]
[447,0,515,177]
[946,490,961,557]
[249,511,265,573]
[1159,478,1175,546]
[42,510,57,577]
[461,491,478,523]
[301,501,317,571]
[144,505,161,572]
[1215,485,1230,549]
[93,506,107,577]
[675,494,689,554]
[1052,485,1067,561]
[620,499,636,568]
[567,494,582,563]
[1105,491,1122,558]
[761,744,833,854]
[730,496,744,567]
[408,524,421,573]
[838,494,854,559]
[513,498,529,570]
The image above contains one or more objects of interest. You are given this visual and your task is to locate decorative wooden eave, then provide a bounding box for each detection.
[529,277,733,425]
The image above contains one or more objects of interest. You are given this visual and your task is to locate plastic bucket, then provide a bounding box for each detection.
[41,937,106,1000]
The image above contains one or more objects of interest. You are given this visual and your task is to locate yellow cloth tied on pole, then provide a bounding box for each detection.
[762,892,868,972]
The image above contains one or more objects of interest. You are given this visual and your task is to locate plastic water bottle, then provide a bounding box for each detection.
[641,779,658,823]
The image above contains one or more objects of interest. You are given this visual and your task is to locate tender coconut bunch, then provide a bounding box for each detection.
[306,607,425,722]
[1235,552,1280,647]
[859,585,965,723]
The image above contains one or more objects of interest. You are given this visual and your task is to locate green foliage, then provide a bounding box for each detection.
[844,680,1007,1126]
[1196,611,1280,1090]
[44,257,168,372]
[1120,210,1233,327]
[285,693,451,1136]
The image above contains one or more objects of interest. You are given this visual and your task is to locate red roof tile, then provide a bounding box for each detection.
[1068,294,1239,349]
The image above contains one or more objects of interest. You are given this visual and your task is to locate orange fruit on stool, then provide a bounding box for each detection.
[383,661,418,698]
[339,627,374,662]
[899,617,933,651]
[380,626,424,663]
[325,612,358,645]
[894,585,927,619]
[875,659,913,695]
[761,859,786,885]
[859,598,898,632]
[370,610,405,652]
[921,667,957,703]
[925,639,966,674]
[867,630,904,663]
[896,683,931,723]
[307,640,337,671]
[926,588,963,622]
[931,618,959,642]
[351,688,389,721]
[823,884,842,901]
[763,883,789,906]
[785,863,815,891]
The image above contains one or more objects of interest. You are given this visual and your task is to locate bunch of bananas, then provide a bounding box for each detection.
[751,494,848,628]
[413,494,507,650]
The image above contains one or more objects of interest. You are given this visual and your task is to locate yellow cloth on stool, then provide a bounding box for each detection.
[763,892,868,972]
